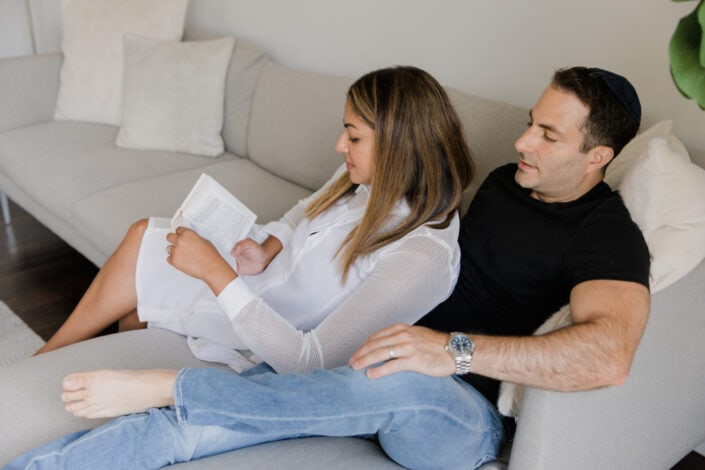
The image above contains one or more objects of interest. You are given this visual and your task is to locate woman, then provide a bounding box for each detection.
[35,65,474,377]
[7,65,475,468]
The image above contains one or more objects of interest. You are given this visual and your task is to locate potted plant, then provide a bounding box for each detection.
[670,0,705,108]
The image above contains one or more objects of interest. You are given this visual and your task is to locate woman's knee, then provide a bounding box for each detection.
[118,218,150,248]
[128,218,150,239]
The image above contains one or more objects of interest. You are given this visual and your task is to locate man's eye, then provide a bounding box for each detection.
[350,137,359,143]
[543,134,557,143]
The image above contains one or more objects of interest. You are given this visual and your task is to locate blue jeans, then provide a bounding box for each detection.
[5,364,505,470]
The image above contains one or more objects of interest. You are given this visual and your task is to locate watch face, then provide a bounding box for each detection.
[451,335,472,353]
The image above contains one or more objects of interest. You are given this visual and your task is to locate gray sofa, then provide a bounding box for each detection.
[1,33,704,469]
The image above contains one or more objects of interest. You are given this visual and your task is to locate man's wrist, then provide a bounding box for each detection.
[445,332,475,375]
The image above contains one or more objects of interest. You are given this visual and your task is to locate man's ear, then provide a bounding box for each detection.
[587,145,614,173]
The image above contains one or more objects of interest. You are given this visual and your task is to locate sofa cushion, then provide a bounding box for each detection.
[248,62,351,191]
[71,159,314,257]
[173,437,404,469]
[0,327,404,468]
[0,122,226,224]
[54,0,188,125]
[0,328,220,461]
[116,35,235,157]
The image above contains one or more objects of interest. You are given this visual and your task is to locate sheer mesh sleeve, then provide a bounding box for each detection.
[229,232,459,374]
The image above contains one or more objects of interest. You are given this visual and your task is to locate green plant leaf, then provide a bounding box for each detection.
[669,0,705,108]
[699,0,705,65]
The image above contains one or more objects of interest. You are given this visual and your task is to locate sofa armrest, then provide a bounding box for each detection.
[0,52,62,133]
[507,258,705,470]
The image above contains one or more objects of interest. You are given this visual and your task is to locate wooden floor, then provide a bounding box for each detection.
[0,199,99,340]
[1,198,703,469]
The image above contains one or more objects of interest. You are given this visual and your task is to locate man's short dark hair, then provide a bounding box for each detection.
[552,67,641,157]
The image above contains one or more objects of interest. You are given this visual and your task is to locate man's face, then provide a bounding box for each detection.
[514,85,596,203]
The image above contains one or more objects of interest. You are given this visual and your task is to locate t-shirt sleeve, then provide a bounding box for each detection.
[563,199,650,290]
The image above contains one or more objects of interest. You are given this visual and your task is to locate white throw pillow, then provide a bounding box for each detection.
[54,0,189,125]
[498,124,705,417]
[604,120,689,189]
[115,35,235,157]
[619,136,705,291]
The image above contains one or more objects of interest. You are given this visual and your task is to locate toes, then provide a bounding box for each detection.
[63,372,91,391]
[64,399,93,417]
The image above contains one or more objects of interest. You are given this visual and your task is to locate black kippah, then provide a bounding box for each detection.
[587,68,641,124]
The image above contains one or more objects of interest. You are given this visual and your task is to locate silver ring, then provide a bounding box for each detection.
[166,245,172,256]
[387,345,396,359]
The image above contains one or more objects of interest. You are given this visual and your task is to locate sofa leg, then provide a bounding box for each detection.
[1,192,11,225]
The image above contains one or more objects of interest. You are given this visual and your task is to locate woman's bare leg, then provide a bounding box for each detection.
[36,219,151,354]
[118,311,147,332]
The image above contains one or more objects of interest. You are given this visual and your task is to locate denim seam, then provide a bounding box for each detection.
[182,403,498,435]
[174,368,190,424]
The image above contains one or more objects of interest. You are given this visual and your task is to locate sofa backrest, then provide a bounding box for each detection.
[244,61,530,196]
[209,31,705,203]
[183,30,270,160]
[247,62,353,192]
[445,88,528,203]
[220,39,271,159]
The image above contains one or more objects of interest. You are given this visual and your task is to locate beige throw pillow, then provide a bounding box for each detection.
[54,0,188,125]
[115,35,235,157]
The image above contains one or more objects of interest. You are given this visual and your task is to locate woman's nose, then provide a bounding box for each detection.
[336,132,347,154]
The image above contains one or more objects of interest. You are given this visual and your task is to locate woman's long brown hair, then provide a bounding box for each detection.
[306,66,474,280]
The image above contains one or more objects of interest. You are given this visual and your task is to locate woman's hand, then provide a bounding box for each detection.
[349,324,455,379]
[231,235,283,275]
[166,227,237,295]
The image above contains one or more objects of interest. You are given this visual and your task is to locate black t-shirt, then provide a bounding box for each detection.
[417,164,650,403]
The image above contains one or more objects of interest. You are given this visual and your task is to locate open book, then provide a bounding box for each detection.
[171,173,257,256]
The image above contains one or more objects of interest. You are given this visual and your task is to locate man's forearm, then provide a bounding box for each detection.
[470,322,630,392]
[469,280,650,392]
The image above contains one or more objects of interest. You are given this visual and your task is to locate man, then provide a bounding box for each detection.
[6,67,650,470]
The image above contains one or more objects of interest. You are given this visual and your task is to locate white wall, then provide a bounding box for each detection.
[0,0,34,58]
[17,0,705,154]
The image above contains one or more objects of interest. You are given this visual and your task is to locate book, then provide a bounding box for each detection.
[171,173,257,256]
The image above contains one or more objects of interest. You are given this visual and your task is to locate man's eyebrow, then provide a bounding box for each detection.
[528,110,562,136]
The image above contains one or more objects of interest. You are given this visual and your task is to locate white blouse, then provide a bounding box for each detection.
[137,167,461,374]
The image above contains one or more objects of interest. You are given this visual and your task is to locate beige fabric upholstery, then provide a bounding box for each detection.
[247,62,352,191]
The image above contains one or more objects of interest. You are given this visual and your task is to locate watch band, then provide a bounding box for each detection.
[446,332,474,375]
[455,355,473,375]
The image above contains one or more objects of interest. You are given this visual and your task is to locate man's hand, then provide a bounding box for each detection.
[231,235,283,275]
[349,324,456,379]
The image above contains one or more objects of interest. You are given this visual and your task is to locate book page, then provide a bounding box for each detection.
[171,174,257,255]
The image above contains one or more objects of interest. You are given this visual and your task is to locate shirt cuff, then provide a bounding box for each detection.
[259,220,293,246]
[216,277,258,322]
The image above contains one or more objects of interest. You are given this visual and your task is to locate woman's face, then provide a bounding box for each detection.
[336,100,376,185]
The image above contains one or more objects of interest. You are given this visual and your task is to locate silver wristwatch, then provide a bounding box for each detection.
[445,332,475,375]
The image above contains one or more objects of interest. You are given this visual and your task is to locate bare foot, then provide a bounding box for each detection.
[61,369,178,419]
